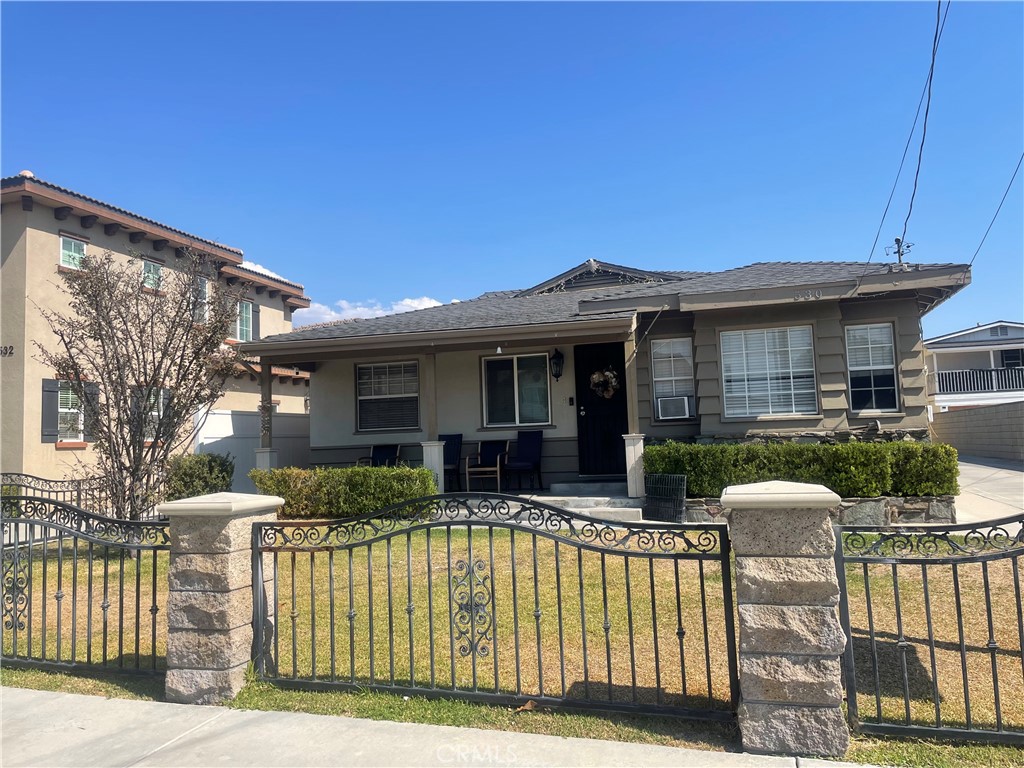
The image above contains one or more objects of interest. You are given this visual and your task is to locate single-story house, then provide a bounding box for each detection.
[242,259,970,496]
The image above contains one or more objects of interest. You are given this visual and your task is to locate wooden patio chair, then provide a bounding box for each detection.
[465,439,509,492]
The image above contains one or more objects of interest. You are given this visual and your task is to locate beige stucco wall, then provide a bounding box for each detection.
[930,350,996,370]
[1,200,299,478]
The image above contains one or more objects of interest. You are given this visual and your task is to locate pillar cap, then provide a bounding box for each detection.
[721,481,840,510]
[157,492,284,518]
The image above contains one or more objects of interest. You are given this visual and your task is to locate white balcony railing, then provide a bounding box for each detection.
[935,367,1024,395]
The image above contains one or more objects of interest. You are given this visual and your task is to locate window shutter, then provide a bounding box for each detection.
[83,383,100,442]
[252,303,261,340]
[41,379,60,443]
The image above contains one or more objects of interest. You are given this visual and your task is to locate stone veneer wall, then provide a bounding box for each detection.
[682,495,956,525]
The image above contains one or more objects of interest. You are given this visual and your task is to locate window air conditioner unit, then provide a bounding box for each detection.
[657,396,690,420]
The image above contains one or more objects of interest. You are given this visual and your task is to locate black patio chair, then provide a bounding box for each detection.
[465,439,509,492]
[356,444,401,467]
[506,429,544,491]
[439,433,463,491]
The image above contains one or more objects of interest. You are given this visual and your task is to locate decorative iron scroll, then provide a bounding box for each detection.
[451,559,493,657]
[839,514,1024,561]
[255,493,724,556]
[0,497,169,548]
[1,528,29,631]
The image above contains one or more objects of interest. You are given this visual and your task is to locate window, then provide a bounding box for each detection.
[143,389,164,441]
[651,338,695,419]
[60,236,86,269]
[356,362,419,430]
[58,382,84,441]
[142,261,162,291]
[721,326,817,417]
[193,277,210,322]
[990,326,1009,338]
[1002,349,1023,368]
[235,301,253,341]
[483,354,550,427]
[846,323,898,412]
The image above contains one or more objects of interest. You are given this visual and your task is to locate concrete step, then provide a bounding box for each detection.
[529,495,638,509]
[583,507,644,523]
[548,481,628,496]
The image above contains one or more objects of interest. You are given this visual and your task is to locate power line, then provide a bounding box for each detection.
[899,0,947,247]
[864,0,951,268]
[966,151,1024,269]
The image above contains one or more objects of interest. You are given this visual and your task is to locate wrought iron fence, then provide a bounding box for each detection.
[1,473,111,513]
[835,513,1024,745]
[1,496,170,674]
[252,493,739,720]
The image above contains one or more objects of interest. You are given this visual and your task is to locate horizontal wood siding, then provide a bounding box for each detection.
[634,314,700,441]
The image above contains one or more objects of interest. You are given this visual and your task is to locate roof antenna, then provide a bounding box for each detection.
[885,237,913,264]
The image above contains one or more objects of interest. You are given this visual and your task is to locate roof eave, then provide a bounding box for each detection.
[241,314,637,359]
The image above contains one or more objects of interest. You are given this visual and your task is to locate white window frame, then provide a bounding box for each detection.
[356,361,420,431]
[845,323,899,413]
[142,261,163,291]
[650,337,696,421]
[58,381,84,442]
[481,353,552,428]
[60,236,86,270]
[720,326,818,418]
[235,300,253,342]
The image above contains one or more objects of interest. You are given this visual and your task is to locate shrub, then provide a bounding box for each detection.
[642,441,958,498]
[249,466,437,519]
[164,453,235,501]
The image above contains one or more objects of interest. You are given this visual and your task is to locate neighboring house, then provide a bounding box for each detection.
[0,171,311,479]
[242,258,971,494]
[924,321,1024,410]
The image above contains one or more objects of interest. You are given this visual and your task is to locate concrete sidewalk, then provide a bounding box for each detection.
[956,457,1023,533]
[0,687,868,768]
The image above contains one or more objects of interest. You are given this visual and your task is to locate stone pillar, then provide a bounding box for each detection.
[157,492,282,705]
[722,481,849,757]
[622,433,645,498]
[421,440,445,494]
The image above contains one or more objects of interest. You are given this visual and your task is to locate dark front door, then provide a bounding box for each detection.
[574,342,628,476]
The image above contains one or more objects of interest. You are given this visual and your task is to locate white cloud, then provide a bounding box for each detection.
[241,261,287,281]
[292,296,443,327]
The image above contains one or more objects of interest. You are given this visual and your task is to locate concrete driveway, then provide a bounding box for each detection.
[956,456,1023,530]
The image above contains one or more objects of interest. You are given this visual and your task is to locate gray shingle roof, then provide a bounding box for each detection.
[258,260,969,345]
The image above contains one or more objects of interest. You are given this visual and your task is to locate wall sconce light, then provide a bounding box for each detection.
[550,348,565,381]
[496,346,503,354]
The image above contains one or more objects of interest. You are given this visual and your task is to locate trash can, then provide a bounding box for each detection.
[643,473,687,523]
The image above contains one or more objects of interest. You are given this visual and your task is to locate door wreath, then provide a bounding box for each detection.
[589,367,620,399]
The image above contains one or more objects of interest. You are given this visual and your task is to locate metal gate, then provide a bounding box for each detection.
[835,512,1024,744]
[1,496,170,674]
[252,493,739,720]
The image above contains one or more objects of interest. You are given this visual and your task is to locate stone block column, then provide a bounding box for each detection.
[157,492,283,705]
[722,481,849,757]
[421,440,445,493]
[622,433,645,498]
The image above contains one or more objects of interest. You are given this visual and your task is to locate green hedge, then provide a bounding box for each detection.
[249,466,437,519]
[642,441,959,498]
[165,453,235,501]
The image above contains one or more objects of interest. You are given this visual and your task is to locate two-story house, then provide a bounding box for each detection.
[0,171,311,479]
[924,321,1024,411]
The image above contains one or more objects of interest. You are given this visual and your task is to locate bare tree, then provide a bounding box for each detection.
[37,249,247,519]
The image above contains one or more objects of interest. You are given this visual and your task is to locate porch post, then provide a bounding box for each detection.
[421,440,445,494]
[158,492,282,705]
[424,352,438,440]
[723,480,849,758]
[622,433,645,499]
[623,320,640,435]
[257,358,278,470]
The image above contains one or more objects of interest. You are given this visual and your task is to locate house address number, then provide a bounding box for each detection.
[793,289,823,301]
[0,345,14,357]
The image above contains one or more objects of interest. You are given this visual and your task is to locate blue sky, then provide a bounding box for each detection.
[2,2,1021,336]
